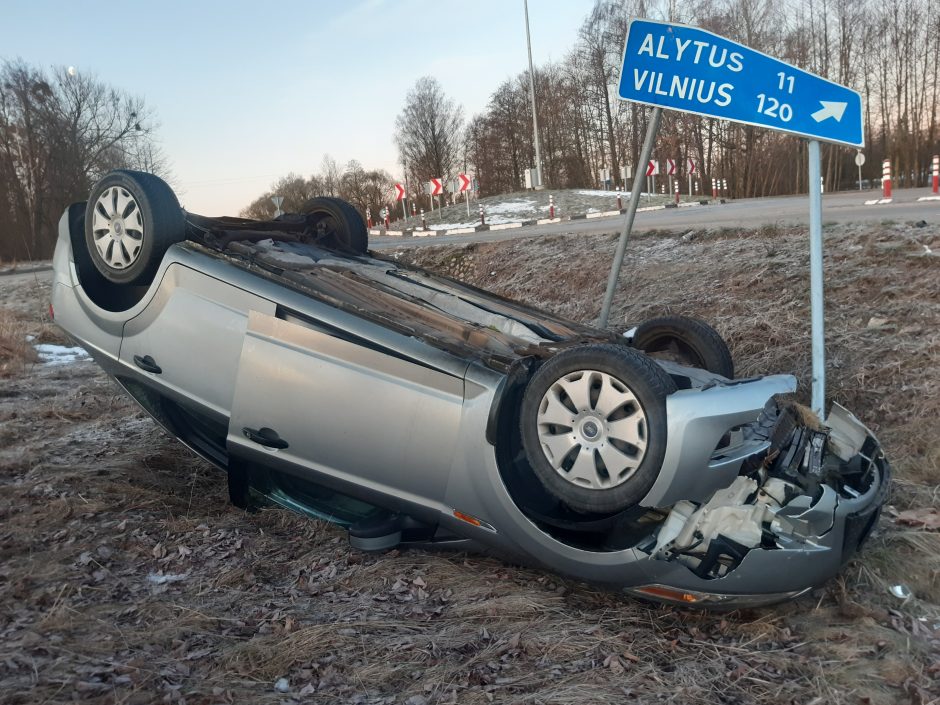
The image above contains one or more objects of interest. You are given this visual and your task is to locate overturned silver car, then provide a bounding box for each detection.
[51,170,889,607]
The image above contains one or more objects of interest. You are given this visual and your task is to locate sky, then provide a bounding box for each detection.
[1,0,595,215]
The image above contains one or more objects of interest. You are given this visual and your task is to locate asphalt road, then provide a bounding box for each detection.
[370,187,940,250]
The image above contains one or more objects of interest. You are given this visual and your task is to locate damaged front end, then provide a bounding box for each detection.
[629,397,890,606]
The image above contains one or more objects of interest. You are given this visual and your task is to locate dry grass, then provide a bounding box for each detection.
[0,308,38,377]
[2,224,940,704]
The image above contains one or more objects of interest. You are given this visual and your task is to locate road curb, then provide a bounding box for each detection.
[370,200,711,239]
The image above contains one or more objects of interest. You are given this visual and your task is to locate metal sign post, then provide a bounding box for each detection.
[599,107,662,327]
[605,18,864,415]
[855,152,865,191]
[808,140,825,417]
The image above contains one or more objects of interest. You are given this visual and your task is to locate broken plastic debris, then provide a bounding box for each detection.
[825,403,869,461]
[274,678,289,693]
[889,584,912,600]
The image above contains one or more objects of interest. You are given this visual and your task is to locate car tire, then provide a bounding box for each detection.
[300,197,368,254]
[519,344,676,514]
[84,170,185,285]
[632,315,734,378]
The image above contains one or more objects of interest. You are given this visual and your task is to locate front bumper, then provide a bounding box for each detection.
[626,404,891,608]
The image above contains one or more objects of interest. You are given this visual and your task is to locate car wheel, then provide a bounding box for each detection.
[300,197,368,254]
[632,315,734,378]
[84,170,185,285]
[520,344,676,514]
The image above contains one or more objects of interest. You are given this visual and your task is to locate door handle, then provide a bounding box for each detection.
[242,426,289,450]
[133,354,162,374]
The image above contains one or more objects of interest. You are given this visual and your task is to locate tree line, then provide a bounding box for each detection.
[401,0,940,199]
[239,157,396,223]
[0,60,167,261]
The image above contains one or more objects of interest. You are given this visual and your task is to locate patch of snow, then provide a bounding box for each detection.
[147,572,189,585]
[575,189,634,198]
[485,198,538,215]
[34,343,89,365]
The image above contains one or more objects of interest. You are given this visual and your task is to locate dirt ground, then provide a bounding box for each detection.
[1,220,939,704]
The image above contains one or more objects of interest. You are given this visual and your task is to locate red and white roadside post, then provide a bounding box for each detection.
[722,179,728,197]
[384,207,390,229]
[420,209,427,230]
[882,159,892,199]
[711,178,717,199]
[616,189,623,210]
[932,155,939,194]
[479,203,485,225]
[412,202,417,217]
[674,180,680,204]
[394,183,407,219]
[366,207,372,228]
[549,194,555,219]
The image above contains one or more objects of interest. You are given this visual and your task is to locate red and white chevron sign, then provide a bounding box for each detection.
[687,158,697,174]
[458,173,472,192]
[430,178,443,196]
[646,160,659,176]
[666,158,676,175]
[394,183,405,201]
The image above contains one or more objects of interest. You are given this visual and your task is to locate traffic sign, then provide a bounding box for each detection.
[617,19,864,148]
[665,158,676,175]
[646,160,659,176]
[687,158,696,173]
[394,183,406,201]
[429,178,443,196]
[854,152,865,167]
[458,173,472,192]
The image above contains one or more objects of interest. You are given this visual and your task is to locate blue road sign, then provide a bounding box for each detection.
[618,19,863,148]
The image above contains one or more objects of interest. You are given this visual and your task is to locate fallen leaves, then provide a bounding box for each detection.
[897,508,940,530]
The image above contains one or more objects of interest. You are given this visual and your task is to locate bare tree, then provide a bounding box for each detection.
[320,155,342,197]
[0,60,165,261]
[394,77,464,189]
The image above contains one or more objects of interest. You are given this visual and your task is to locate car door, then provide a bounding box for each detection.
[227,309,467,508]
[119,263,276,421]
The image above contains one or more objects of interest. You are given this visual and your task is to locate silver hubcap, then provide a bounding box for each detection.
[536,369,649,490]
[91,186,144,269]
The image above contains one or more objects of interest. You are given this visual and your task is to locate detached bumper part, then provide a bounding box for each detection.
[626,584,812,607]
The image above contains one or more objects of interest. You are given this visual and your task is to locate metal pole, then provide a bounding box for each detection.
[599,107,662,328]
[808,139,825,417]
[523,0,544,189]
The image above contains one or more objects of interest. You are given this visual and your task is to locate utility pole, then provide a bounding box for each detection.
[523,0,544,189]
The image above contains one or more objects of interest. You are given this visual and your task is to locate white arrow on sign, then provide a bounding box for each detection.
[811,101,848,123]
[687,158,697,174]
[666,158,676,175]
